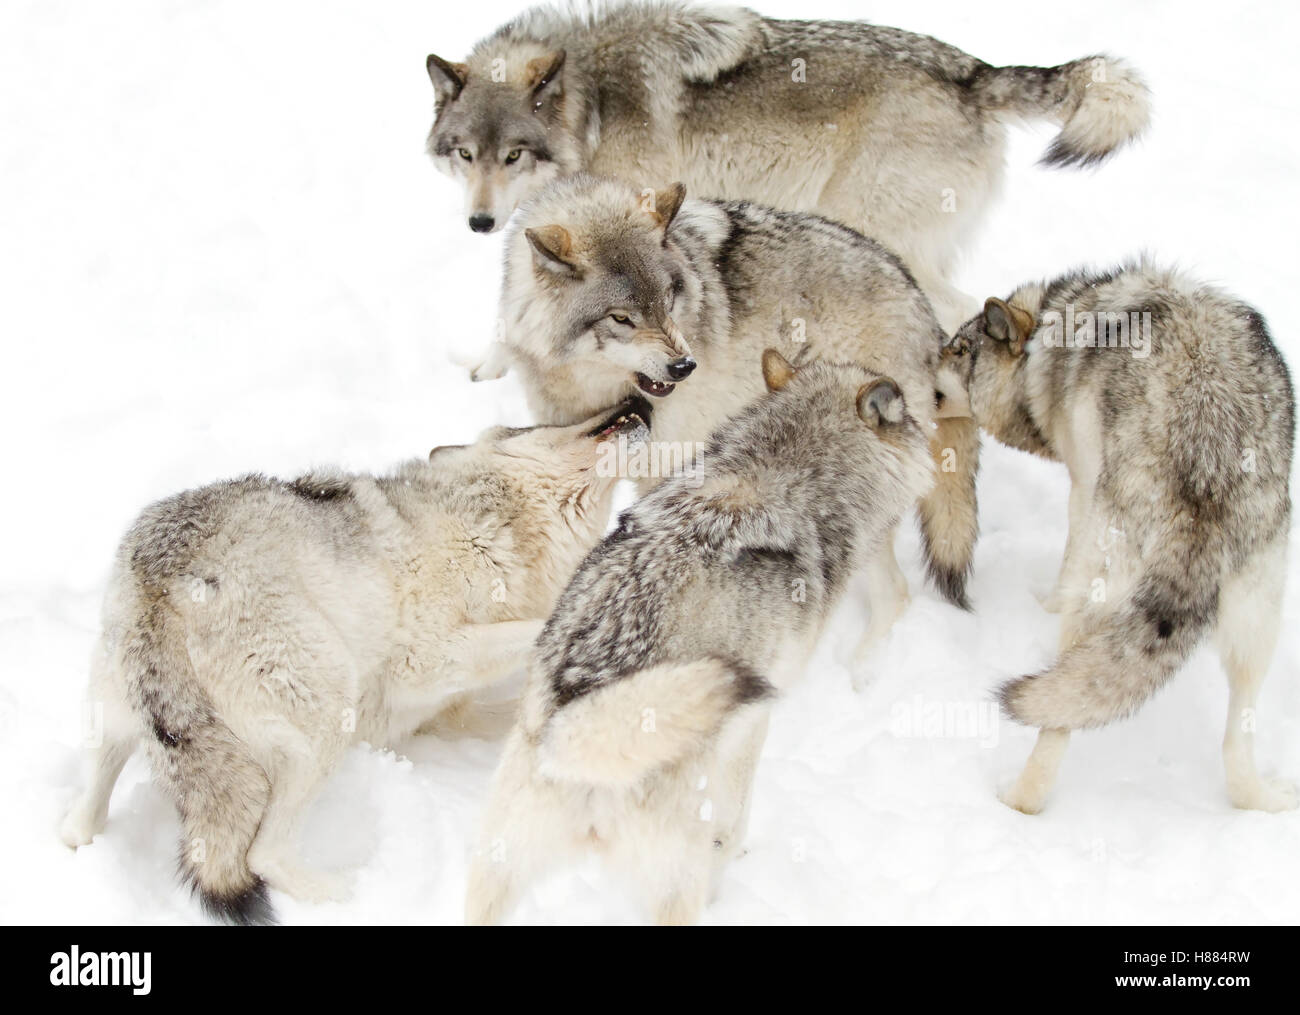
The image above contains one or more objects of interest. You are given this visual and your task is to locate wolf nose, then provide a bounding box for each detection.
[468,214,495,233]
[666,356,696,381]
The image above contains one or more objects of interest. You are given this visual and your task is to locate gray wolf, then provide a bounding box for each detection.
[425,0,1150,328]
[498,173,980,633]
[940,260,1295,814]
[464,351,934,924]
[59,399,651,923]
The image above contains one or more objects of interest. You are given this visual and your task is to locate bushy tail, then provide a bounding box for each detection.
[999,548,1220,730]
[919,416,980,610]
[538,658,773,786]
[970,56,1150,168]
[125,596,274,925]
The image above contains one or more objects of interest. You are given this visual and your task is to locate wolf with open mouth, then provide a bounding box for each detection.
[59,398,649,925]
[493,173,981,615]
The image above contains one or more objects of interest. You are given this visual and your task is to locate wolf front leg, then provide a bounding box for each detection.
[470,341,511,382]
[999,728,1071,815]
[852,536,910,687]
[453,619,546,688]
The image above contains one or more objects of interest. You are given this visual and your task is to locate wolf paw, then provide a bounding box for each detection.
[59,804,100,849]
[997,782,1049,816]
[849,654,881,693]
[469,345,510,382]
[254,857,354,904]
[470,362,507,382]
[1038,588,1064,614]
[1229,778,1299,813]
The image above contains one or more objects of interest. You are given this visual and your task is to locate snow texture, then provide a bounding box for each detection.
[1,0,1297,924]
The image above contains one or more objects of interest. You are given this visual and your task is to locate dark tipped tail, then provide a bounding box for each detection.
[188,871,274,926]
[919,416,980,610]
[126,596,275,925]
[969,56,1151,169]
[1000,562,1219,730]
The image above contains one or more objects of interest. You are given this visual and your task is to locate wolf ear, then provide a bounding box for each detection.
[650,183,687,232]
[857,377,905,429]
[427,54,468,106]
[983,297,1034,356]
[761,349,798,392]
[527,50,566,108]
[525,225,581,278]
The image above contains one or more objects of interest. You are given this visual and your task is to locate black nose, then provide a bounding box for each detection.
[666,356,696,381]
[468,215,495,233]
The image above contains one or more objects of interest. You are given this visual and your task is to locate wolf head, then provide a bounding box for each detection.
[940,295,1041,420]
[759,348,914,439]
[500,175,702,421]
[425,47,582,234]
[430,394,652,495]
[702,348,935,565]
[428,395,652,610]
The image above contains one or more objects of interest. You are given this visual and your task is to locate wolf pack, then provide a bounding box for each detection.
[60,2,1295,925]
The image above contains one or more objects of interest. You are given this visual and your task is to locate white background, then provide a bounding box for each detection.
[1,0,1297,923]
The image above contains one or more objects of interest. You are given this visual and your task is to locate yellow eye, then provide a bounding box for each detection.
[610,313,631,325]
[505,149,522,164]
[457,148,472,161]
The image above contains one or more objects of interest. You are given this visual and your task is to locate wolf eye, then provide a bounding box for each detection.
[504,149,523,164]
[610,313,632,325]
[457,148,472,162]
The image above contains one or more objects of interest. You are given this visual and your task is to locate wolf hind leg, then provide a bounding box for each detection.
[61,652,140,848]
[465,734,569,925]
[999,728,1071,815]
[619,823,714,926]
[246,732,353,904]
[709,712,769,893]
[1217,538,1296,812]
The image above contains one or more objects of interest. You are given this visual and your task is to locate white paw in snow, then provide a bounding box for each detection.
[59,806,99,849]
[1037,588,1064,614]
[997,782,1048,816]
[1229,777,1299,813]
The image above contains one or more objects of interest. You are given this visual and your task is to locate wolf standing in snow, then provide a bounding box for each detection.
[425,1,1149,329]
[497,173,980,631]
[939,262,1295,814]
[465,352,935,924]
[59,399,652,923]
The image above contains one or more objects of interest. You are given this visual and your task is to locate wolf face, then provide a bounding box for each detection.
[942,296,1040,424]
[511,179,699,401]
[431,394,653,511]
[425,50,572,233]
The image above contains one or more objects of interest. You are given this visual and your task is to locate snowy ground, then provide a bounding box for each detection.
[2,0,1298,925]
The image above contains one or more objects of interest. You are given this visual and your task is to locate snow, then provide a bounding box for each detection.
[2,0,1298,925]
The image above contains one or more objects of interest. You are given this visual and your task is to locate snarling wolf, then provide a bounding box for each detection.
[59,400,651,923]
[497,173,981,629]
[465,352,934,924]
[426,1,1149,328]
[940,260,1295,814]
